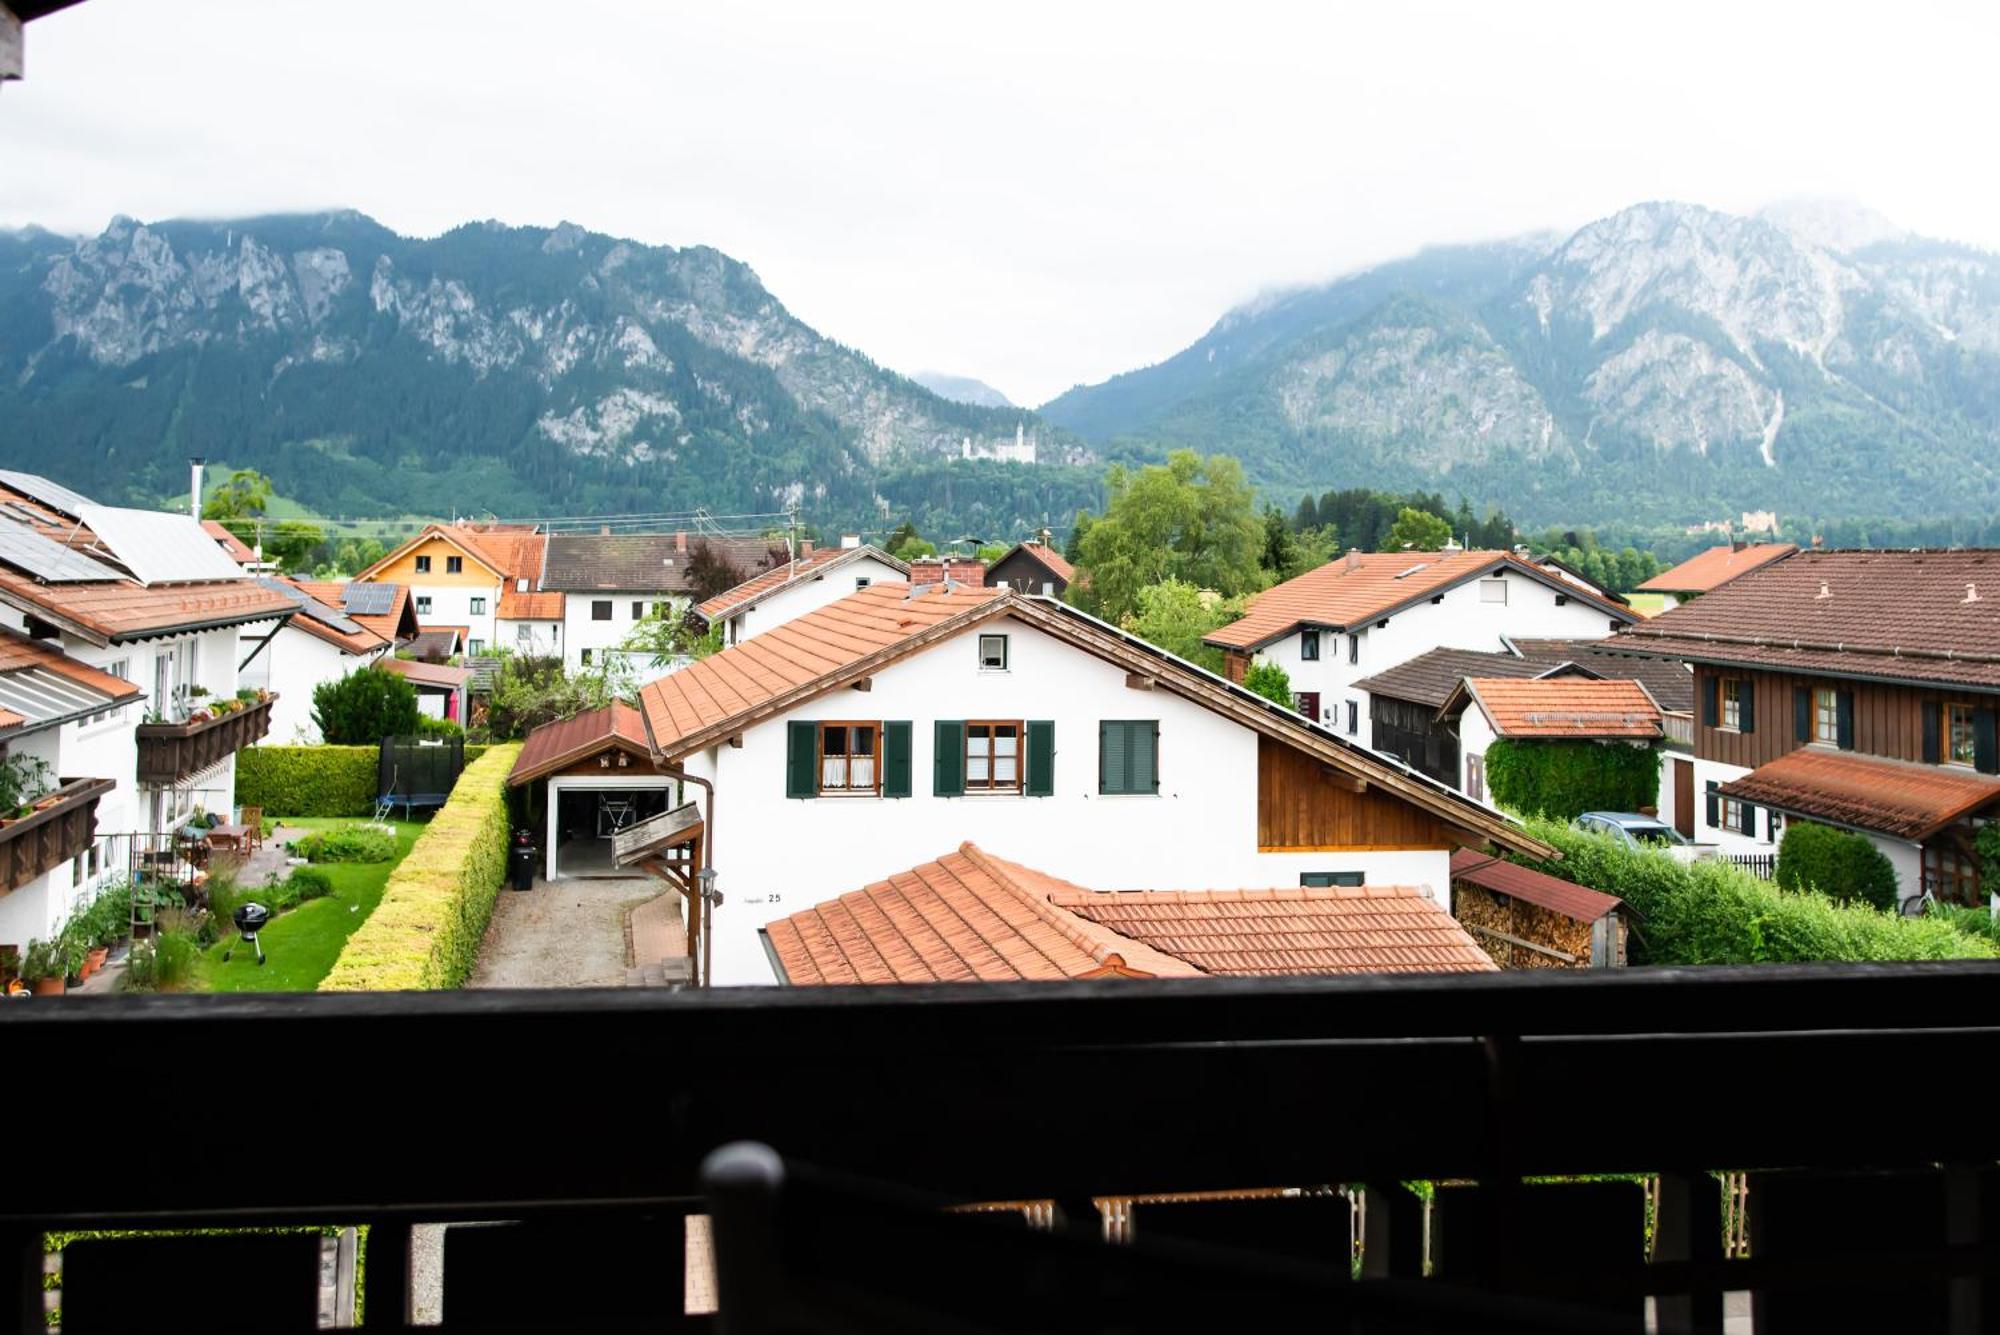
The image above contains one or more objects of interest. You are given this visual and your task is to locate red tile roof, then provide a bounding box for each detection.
[694,545,904,622]
[0,568,296,645]
[641,581,1007,758]
[1449,850,1622,924]
[1444,677,1663,739]
[763,844,1492,984]
[1206,551,1634,652]
[1718,747,2000,840]
[355,523,545,584]
[1618,549,2000,691]
[202,520,257,564]
[1004,540,1074,583]
[1638,543,1797,594]
[380,656,472,689]
[499,588,564,620]
[508,701,652,786]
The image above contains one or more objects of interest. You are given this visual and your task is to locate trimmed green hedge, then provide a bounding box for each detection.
[1776,821,1899,911]
[318,744,520,991]
[1484,739,1660,821]
[237,744,493,817]
[1508,814,1996,965]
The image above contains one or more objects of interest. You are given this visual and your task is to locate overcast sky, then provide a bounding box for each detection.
[6,1,1998,406]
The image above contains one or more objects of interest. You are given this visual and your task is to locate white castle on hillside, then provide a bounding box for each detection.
[961,420,1038,464]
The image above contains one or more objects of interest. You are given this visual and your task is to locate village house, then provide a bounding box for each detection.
[1616,549,2000,905]
[1635,541,1797,612]
[1435,676,1664,810]
[984,537,1075,598]
[548,530,782,672]
[239,579,418,742]
[352,522,547,657]
[693,538,906,648]
[623,580,1551,985]
[1204,549,1640,738]
[0,473,294,951]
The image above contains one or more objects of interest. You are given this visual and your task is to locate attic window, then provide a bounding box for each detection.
[446,556,463,574]
[1480,579,1508,605]
[978,633,1009,671]
[516,578,528,593]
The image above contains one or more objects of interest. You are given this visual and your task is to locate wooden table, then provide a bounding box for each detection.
[205,823,252,854]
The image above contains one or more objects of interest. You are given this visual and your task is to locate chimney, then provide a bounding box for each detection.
[1039,526,1053,548]
[1816,581,1833,600]
[800,539,815,555]
[839,533,861,549]
[1731,538,1746,553]
[600,524,611,536]
[1965,583,1982,605]
[675,530,687,554]
[1344,548,1361,572]
[188,457,206,521]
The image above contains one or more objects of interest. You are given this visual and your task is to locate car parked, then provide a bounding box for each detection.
[1575,811,1716,863]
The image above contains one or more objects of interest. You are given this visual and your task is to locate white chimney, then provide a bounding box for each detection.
[188,457,206,521]
[1344,548,1361,572]
[840,533,861,549]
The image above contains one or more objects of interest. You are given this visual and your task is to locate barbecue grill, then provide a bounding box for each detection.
[222,902,271,966]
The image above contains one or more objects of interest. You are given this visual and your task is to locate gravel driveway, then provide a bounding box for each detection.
[468,875,659,989]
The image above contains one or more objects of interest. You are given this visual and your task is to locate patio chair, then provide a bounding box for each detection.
[241,805,265,850]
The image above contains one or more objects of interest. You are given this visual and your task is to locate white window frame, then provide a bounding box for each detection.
[1480,578,1508,605]
[977,633,1009,671]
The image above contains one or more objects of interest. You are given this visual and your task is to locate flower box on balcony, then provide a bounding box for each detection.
[0,776,116,896]
[135,695,277,786]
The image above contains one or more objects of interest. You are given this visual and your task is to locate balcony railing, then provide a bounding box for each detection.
[134,694,276,785]
[0,775,114,894]
[5,964,2000,1331]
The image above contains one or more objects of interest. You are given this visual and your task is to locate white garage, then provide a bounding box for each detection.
[508,702,678,880]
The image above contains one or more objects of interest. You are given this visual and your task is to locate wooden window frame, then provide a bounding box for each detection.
[1812,688,1838,745]
[1720,678,1744,732]
[817,720,882,796]
[964,719,1025,794]
[1924,843,1981,906]
[1944,703,1977,769]
[977,633,1009,672]
[1719,794,1752,835]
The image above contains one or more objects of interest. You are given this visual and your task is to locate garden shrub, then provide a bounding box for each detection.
[312,666,421,745]
[286,867,336,901]
[127,930,201,991]
[238,745,492,816]
[295,824,397,864]
[1508,814,1996,965]
[1242,659,1294,708]
[318,744,520,992]
[1776,821,1899,911]
[1484,739,1661,821]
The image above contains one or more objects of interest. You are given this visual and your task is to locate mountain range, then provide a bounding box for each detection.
[3,200,1997,537]
[1042,199,2000,526]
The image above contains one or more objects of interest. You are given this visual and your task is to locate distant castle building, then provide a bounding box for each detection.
[961,421,1038,465]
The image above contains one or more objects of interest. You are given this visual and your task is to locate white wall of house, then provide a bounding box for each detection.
[1457,707,1497,804]
[726,554,906,645]
[675,613,1459,985]
[408,583,501,649]
[1689,755,1768,856]
[239,627,385,744]
[501,618,563,661]
[1257,569,1631,742]
[563,593,684,675]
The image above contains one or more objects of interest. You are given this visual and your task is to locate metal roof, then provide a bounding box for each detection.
[76,505,249,585]
[0,470,96,519]
[0,520,125,583]
[0,664,132,735]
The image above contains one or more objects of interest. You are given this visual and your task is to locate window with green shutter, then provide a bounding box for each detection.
[1099,720,1159,795]
[934,720,965,796]
[1025,720,1054,796]
[882,721,912,798]
[785,721,816,799]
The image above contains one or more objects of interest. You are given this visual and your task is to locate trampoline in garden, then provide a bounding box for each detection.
[376,735,466,819]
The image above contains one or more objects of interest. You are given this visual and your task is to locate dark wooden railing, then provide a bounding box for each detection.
[4,963,1999,1331]
[0,775,113,895]
[134,695,275,784]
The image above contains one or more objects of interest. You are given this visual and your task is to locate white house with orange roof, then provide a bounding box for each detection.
[239,579,419,742]
[625,579,1550,985]
[353,523,546,656]
[692,537,907,648]
[1204,549,1639,742]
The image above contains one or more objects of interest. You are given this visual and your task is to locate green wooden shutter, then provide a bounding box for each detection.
[1922,701,1941,764]
[1704,780,1719,829]
[1737,681,1756,734]
[933,720,964,796]
[1700,677,1719,728]
[785,721,816,799]
[1976,708,1998,775]
[1836,691,1855,751]
[1793,688,1810,743]
[1139,721,1159,793]
[1099,720,1120,794]
[1025,720,1054,797]
[882,721,912,798]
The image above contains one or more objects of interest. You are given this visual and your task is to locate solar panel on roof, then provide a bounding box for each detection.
[0,471,96,519]
[76,505,247,585]
[257,579,366,636]
[342,583,397,616]
[0,521,126,583]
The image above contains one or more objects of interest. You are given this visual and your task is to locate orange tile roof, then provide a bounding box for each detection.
[0,568,296,645]
[499,588,564,620]
[274,578,389,656]
[455,526,546,583]
[295,581,415,645]
[1449,850,1622,924]
[380,656,473,689]
[1719,747,2000,841]
[1007,540,1075,583]
[508,701,652,785]
[694,545,905,622]
[1206,551,1634,652]
[1637,542,1796,594]
[0,708,25,732]
[0,625,142,699]
[641,581,1007,758]
[763,844,1493,984]
[1446,677,1663,739]
[201,520,257,564]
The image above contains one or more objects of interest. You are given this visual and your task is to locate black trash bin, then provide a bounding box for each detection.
[509,829,538,891]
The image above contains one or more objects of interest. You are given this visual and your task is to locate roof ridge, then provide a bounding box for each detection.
[957,844,1197,978]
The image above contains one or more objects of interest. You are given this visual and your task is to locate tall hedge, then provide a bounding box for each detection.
[318,744,521,991]
[1484,739,1660,821]
[1507,815,1994,965]
[237,744,492,816]
[1776,822,1899,911]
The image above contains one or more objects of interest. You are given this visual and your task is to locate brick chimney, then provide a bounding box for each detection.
[1344,548,1361,572]
[600,524,611,536]
[675,530,687,553]
[800,539,815,556]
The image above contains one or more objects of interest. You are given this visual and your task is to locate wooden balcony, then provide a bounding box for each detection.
[1662,709,1694,751]
[134,695,275,785]
[0,775,114,895]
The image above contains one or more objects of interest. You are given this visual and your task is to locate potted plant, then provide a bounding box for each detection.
[60,928,88,987]
[21,938,65,996]
[0,752,54,822]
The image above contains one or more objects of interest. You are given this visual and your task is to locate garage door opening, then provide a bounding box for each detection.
[551,785,672,878]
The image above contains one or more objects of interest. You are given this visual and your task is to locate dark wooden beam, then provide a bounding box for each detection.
[1124,673,1155,691]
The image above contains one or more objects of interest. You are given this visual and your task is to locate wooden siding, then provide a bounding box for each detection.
[365,536,503,589]
[1692,665,1989,769]
[985,550,1066,596]
[1256,735,1461,850]
[1369,696,1458,787]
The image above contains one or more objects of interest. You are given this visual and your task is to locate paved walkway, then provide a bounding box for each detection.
[468,875,662,989]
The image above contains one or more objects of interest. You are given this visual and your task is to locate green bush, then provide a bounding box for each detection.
[1776,822,1900,911]
[1242,659,1294,708]
[287,866,335,902]
[239,744,493,817]
[1507,815,1996,964]
[295,824,398,864]
[417,713,465,739]
[319,744,521,992]
[312,666,422,745]
[1484,739,1660,821]
[127,930,201,991]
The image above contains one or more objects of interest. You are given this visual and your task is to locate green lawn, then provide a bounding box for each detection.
[193,817,428,992]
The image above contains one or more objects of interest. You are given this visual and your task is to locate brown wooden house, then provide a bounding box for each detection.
[1614,549,2000,905]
